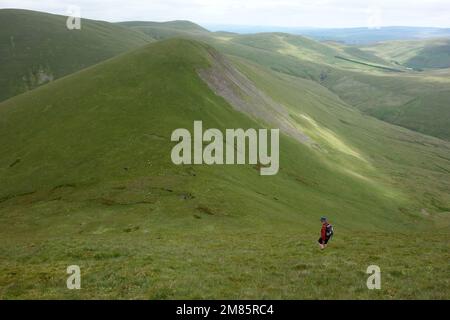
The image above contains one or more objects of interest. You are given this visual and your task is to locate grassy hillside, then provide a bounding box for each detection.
[3,7,446,141]
[0,39,449,299]
[117,20,209,40]
[362,38,450,70]
[0,9,151,102]
[187,32,400,73]
[118,20,209,32]
[206,26,450,44]
[94,23,450,140]
[203,33,450,140]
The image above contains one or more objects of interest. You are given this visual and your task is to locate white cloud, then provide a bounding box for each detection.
[1,0,449,27]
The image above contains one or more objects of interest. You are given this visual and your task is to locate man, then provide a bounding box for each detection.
[318,216,333,250]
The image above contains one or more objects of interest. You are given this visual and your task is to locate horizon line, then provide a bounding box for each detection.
[2,7,450,29]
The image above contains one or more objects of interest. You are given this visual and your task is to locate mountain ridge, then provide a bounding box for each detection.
[0,10,449,299]
[0,8,152,101]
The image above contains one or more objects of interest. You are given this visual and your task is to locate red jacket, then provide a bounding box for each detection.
[321,222,329,241]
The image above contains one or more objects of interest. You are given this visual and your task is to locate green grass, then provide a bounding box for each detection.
[0,38,449,299]
[0,9,151,102]
[362,38,450,70]
[203,33,450,140]
[117,20,210,41]
[334,55,403,72]
[4,9,449,140]
[1,226,448,299]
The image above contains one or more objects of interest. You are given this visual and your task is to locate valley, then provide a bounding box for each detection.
[0,9,449,299]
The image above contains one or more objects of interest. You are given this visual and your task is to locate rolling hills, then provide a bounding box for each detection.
[0,9,152,102]
[206,26,450,44]
[117,20,210,40]
[3,9,449,141]
[0,37,449,299]
[200,32,450,141]
[291,26,450,45]
[113,21,450,140]
[361,38,450,69]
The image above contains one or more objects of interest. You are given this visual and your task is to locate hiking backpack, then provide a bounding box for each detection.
[326,223,334,238]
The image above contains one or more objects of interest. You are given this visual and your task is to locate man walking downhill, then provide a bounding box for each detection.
[318,216,333,250]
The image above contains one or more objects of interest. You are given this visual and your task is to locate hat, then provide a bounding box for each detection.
[320,216,327,222]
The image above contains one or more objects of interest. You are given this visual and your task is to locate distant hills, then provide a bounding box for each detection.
[0,9,151,101]
[1,37,448,233]
[0,9,449,299]
[118,20,209,33]
[201,32,450,141]
[206,25,450,44]
[2,9,450,140]
[362,38,450,69]
[0,10,218,102]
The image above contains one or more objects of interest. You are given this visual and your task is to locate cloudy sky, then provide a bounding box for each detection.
[1,0,449,28]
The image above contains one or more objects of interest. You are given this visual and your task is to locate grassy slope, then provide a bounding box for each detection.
[89,23,450,140]
[0,39,449,299]
[203,33,450,141]
[117,20,210,41]
[0,9,151,102]
[110,20,450,141]
[362,38,450,70]
[188,32,400,73]
[118,20,209,32]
